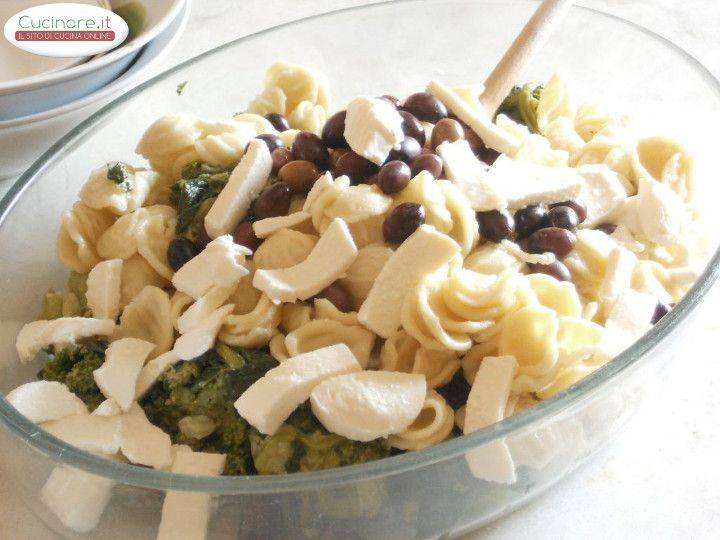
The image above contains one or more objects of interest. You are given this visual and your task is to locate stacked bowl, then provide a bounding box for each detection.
[0,0,190,179]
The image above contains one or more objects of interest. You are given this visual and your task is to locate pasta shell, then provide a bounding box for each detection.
[117,285,173,358]
[119,255,168,310]
[388,390,454,450]
[252,229,317,270]
[79,164,158,216]
[218,294,281,348]
[339,243,393,310]
[135,205,177,280]
[96,210,144,260]
[57,203,116,273]
[285,319,374,369]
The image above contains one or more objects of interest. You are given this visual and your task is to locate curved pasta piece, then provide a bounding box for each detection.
[116,286,173,358]
[278,129,301,148]
[288,100,327,136]
[527,274,582,318]
[264,61,330,114]
[246,85,287,116]
[324,184,392,225]
[194,130,254,169]
[231,113,278,135]
[96,209,144,260]
[388,390,454,450]
[498,305,559,379]
[302,173,351,233]
[57,203,116,273]
[347,214,386,249]
[313,299,360,326]
[136,114,203,163]
[280,302,314,334]
[631,136,693,202]
[574,102,613,143]
[218,294,281,348]
[380,330,460,389]
[252,229,318,270]
[339,244,393,310]
[380,329,421,373]
[464,243,522,275]
[536,73,576,132]
[268,333,290,362]
[119,254,168,309]
[135,206,177,280]
[229,261,261,315]
[80,164,158,216]
[285,319,374,369]
[169,291,194,332]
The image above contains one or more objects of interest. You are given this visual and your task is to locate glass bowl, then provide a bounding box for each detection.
[1,1,719,538]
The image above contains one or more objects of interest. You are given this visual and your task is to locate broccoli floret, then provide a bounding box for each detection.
[169,164,230,240]
[249,406,391,475]
[39,272,90,320]
[37,341,107,410]
[497,83,544,133]
[140,345,279,475]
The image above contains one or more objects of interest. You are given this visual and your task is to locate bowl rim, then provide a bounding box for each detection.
[0,0,186,95]
[0,0,191,129]
[1,0,719,495]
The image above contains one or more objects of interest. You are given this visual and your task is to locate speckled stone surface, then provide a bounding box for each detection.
[1,1,719,538]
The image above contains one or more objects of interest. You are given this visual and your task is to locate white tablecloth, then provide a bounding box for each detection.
[1,1,719,538]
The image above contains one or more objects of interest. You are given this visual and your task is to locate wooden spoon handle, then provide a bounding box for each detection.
[480,0,573,115]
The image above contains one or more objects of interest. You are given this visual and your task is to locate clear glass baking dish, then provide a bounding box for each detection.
[1,1,719,538]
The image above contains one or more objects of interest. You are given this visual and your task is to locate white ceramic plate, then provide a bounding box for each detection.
[0,0,190,179]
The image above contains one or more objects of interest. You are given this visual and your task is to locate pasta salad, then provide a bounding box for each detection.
[8,61,705,483]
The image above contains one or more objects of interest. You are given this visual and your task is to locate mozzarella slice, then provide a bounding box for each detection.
[427,80,517,155]
[311,371,426,441]
[42,414,122,455]
[637,178,686,246]
[85,259,123,320]
[41,465,115,533]
[253,211,311,238]
[173,304,234,361]
[135,350,181,399]
[204,139,273,238]
[358,225,460,338]
[485,155,583,209]
[92,398,122,417]
[436,140,506,211]
[6,381,87,423]
[93,338,155,411]
[120,403,172,469]
[463,355,518,484]
[177,286,234,334]
[576,165,628,227]
[157,451,226,540]
[16,317,115,363]
[598,246,637,314]
[253,218,358,303]
[235,344,361,435]
[171,235,250,300]
[343,96,404,165]
[594,289,657,363]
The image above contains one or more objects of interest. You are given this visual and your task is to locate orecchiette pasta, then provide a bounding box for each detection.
[246,85,287,116]
[169,291,194,332]
[631,136,693,202]
[313,298,360,326]
[218,294,281,348]
[338,243,393,310]
[79,163,158,216]
[388,390,454,450]
[287,100,327,136]
[536,73,576,132]
[252,229,318,269]
[135,206,177,280]
[119,254,168,309]
[263,60,330,114]
[57,202,116,273]
[285,318,375,369]
[116,285,173,357]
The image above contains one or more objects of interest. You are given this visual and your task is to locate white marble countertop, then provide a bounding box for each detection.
[1,1,719,538]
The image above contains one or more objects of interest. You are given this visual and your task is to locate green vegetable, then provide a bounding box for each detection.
[249,406,391,475]
[113,2,146,42]
[37,341,107,410]
[39,272,89,320]
[497,83,544,133]
[176,81,188,95]
[169,165,230,240]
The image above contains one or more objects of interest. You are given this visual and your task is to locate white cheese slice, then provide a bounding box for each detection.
[253,218,358,303]
[235,343,362,435]
[253,211,311,238]
[358,225,460,338]
[157,451,226,540]
[204,139,273,238]
[16,317,115,363]
[41,465,115,534]
[637,178,686,246]
[93,338,155,412]
[42,414,122,454]
[85,259,122,320]
[463,355,518,484]
[171,235,250,300]
[92,398,122,417]
[436,140,506,211]
[6,381,87,423]
[484,155,583,209]
[173,304,234,361]
[576,165,628,227]
[617,196,642,236]
[120,402,172,469]
[343,96,404,165]
[598,246,637,314]
[177,286,234,334]
[594,289,657,363]
[427,80,517,155]
[135,350,181,399]
[310,370,426,441]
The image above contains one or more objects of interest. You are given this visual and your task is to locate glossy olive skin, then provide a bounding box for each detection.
[399,111,426,147]
[596,223,617,235]
[271,147,293,174]
[526,227,576,259]
[264,113,290,132]
[316,282,354,313]
[514,204,549,240]
[431,118,465,149]
[548,205,579,231]
[321,111,348,148]
[232,222,263,251]
[652,301,672,324]
[527,261,572,282]
[167,237,200,271]
[410,153,443,178]
[377,160,412,194]
[292,132,329,166]
[402,92,448,122]
[387,137,421,164]
[379,95,401,109]
[383,203,425,244]
[278,160,320,194]
[253,182,293,219]
[254,133,283,154]
[551,199,587,224]
[334,151,378,184]
[477,209,514,243]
